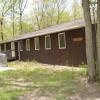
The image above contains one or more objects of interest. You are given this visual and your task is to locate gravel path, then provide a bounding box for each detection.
[0,64,15,71]
[0,67,15,71]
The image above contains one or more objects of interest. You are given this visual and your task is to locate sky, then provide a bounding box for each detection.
[23,0,33,15]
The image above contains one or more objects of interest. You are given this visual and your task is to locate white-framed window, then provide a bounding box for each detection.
[34,37,40,50]
[11,42,15,50]
[19,40,23,51]
[45,35,51,50]
[4,44,6,51]
[26,39,30,51]
[58,33,66,49]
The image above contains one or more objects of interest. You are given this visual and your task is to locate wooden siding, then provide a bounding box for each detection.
[19,28,86,66]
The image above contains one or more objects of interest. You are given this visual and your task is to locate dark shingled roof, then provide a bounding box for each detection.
[0,18,85,44]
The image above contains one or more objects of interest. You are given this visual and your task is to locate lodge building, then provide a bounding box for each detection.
[0,19,87,66]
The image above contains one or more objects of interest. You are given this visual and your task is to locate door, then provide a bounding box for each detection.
[11,42,15,58]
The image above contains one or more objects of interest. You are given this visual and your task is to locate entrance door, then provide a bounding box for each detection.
[18,42,21,60]
[69,33,86,66]
[11,42,15,58]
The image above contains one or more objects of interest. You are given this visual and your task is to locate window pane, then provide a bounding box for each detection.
[20,41,23,51]
[1,44,4,51]
[6,43,11,50]
[35,37,40,50]
[59,33,66,48]
[26,39,30,51]
[45,36,51,49]
[11,42,15,50]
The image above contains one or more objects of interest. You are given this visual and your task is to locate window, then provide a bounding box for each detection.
[11,42,15,50]
[4,44,6,51]
[58,33,66,49]
[26,39,30,51]
[1,44,4,51]
[45,35,51,50]
[34,37,40,50]
[6,43,11,50]
[19,40,23,51]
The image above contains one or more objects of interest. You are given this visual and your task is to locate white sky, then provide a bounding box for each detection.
[23,0,33,15]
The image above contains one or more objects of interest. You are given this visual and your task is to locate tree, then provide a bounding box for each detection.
[72,0,83,19]
[96,0,100,79]
[0,16,3,41]
[11,0,15,36]
[18,0,28,32]
[54,0,66,24]
[10,0,18,37]
[82,0,100,82]
[0,0,12,40]
[82,0,96,82]
[31,0,70,30]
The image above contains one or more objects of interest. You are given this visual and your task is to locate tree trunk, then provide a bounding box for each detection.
[19,13,22,32]
[82,0,96,82]
[0,21,3,41]
[12,0,15,36]
[96,0,100,80]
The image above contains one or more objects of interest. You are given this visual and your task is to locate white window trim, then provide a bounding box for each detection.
[34,37,40,50]
[58,32,66,49]
[45,35,51,50]
[19,40,23,51]
[26,39,30,51]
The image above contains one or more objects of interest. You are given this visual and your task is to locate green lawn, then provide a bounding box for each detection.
[0,61,87,100]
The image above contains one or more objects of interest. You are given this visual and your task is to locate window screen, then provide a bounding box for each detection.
[26,39,30,51]
[58,33,66,49]
[34,37,40,50]
[45,35,51,49]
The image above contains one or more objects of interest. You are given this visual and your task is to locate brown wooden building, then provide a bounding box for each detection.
[0,19,87,66]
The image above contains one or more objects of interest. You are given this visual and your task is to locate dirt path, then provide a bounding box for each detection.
[70,83,100,100]
[36,63,84,71]
[18,82,100,100]
[16,63,100,100]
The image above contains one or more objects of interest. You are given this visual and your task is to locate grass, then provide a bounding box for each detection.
[0,61,87,100]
